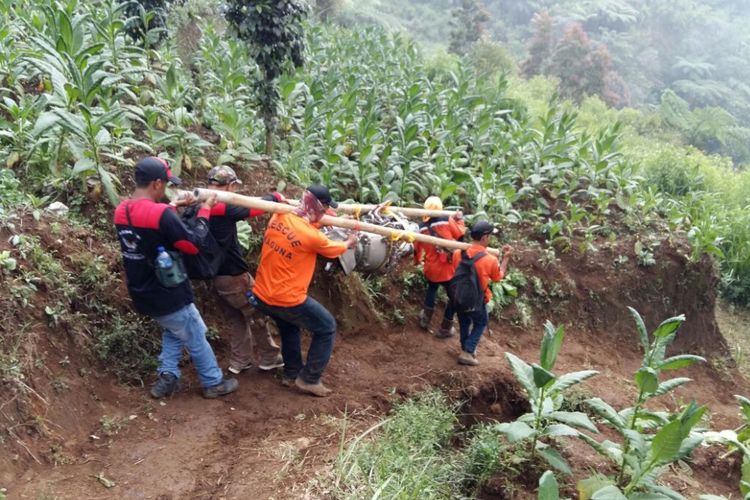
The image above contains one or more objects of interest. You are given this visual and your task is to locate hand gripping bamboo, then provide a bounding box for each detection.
[191,188,501,257]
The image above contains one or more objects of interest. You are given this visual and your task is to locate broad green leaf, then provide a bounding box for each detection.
[549,411,598,433]
[495,421,534,443]
[533,364,556,389]
[538,470,559,500]
[736,395,750,424]
[536,444,571,475]
[578,434,623,463]
[506,353,538,399]
[550,370,598,393]
[652,315,685,338]
[653,377,691,397]
[740,454,750,497]
[591,485,627,500]
[32,111,61,137]
[628,306,650,354]
[635,367,659,395]
[546,423,579,437]
[72,157,95,175]
[540,321,565,371]
[577,475,617,500]
[659,355,704,371]
[650,419,683,464]
[698,496,729,500]
[585,398,625,429]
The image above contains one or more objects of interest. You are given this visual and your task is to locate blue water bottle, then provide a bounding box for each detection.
[245,291,258,306]
[156,246,173,269]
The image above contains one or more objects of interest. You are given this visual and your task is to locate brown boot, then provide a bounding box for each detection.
[458,350,479,366]
[436,318,455,338]
[295,377,333,397]
[419,307,434,330]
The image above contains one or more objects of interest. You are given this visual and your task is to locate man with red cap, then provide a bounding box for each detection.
[114,156,238,399]
[205,165,284,375]
[251,185,357,397]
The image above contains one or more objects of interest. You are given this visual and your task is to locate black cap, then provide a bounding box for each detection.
[470,220,497,239]
[135,156,182,186]
[307,184,338,208]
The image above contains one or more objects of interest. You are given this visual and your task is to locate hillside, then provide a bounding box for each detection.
[2,0,750,498]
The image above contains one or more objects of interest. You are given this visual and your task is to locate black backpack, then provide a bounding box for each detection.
[448,250,487,313]
[180,205,224,280]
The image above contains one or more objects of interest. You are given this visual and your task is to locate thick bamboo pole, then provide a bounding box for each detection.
[191,188,501,257]
[175,190,456,219]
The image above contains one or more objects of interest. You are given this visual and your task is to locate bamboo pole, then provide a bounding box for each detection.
[175,190,457,219]
[191,188,501,257]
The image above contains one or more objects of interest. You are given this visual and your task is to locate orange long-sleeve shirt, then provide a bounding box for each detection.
[451,243,503,304]
[414,216,466,283]
[253,212,348,307]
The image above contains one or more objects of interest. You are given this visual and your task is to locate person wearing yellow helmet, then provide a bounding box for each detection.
[413,196,466,338]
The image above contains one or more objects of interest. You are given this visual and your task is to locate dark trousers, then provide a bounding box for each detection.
[457,303,488,354]
[424,280,455,322]
[255,296,336,384]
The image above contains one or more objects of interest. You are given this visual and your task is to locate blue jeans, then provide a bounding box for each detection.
[457,303,488,354]
[153,303,224,388]
[424,280,455,321]
[255,296,336,384]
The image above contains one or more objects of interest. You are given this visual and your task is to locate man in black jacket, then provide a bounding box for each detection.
[114,157,238,399]
[206,165,284,374]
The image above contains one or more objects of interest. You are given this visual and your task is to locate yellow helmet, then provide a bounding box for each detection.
[423,196,443,222]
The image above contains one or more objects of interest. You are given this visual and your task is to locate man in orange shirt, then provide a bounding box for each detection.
[451,221,512,366]
[413,196,465,337]
[252,185,357,397]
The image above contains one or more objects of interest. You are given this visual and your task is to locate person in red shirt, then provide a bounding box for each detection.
[450,221,512,366]
[413,196,465,337]
[114,157,238,399]
[204,165,285,375]
[251,185,357,397]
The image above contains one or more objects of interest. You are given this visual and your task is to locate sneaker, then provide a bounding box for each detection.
[150,372,180,399]
[202,377,239,399]
[258,354,284,371]
[227,360,254,375]
[295,377,333,397]
[458,351,479,366]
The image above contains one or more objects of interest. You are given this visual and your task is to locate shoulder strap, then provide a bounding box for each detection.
[468,251,487,264]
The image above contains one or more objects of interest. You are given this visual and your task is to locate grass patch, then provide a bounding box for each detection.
[334,390,459,499]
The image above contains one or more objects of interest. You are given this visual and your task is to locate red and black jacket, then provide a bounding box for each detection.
[113,198,210,317]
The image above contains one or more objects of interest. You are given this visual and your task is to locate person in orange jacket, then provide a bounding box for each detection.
[450,221,512,366]
[413,196,466,338]
[251,185,357,397]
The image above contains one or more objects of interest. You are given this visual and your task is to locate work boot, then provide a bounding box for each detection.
[150,372,180,398]
[259,353,285,371]
[202,377,239,399]
[458,350,479,366]
[419,307,435,330]
[295,377,333,397]
[436,318,456,338]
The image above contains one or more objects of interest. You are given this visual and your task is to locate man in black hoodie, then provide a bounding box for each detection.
[205,165,284,375]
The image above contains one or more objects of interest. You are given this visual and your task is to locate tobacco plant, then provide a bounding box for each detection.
[577,308,707,498]
[496,321,598,475]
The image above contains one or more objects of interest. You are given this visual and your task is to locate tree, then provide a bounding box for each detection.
[522,11,554,77]
[448,0,490,56]
[225,0,310,155]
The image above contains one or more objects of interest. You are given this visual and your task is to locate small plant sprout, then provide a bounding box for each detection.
[496,321,598,475]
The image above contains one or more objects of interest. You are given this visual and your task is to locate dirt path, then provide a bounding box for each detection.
[7,311,746,499]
